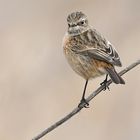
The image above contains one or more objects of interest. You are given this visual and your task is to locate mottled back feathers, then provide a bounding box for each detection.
[70,29,122,67]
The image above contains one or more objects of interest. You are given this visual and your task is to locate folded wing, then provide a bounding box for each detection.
[76,29,122,67]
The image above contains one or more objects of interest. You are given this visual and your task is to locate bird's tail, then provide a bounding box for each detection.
[105,67,125,84]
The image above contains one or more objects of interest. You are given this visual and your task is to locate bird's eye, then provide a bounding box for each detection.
[78,21,85,26]
[81,21,84,24]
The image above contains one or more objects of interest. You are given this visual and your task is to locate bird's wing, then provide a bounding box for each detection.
[76,29,122,67]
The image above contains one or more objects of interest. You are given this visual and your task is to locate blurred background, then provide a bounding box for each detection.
[0,0,140,140]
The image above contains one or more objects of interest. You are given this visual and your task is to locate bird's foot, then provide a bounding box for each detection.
[100,79,110,91]
[78,98,89,108]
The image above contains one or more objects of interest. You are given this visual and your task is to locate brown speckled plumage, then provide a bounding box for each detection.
[64,29,120,80]
[63,11,125,107]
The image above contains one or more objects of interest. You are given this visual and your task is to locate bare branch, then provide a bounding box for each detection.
[32,59,140,140]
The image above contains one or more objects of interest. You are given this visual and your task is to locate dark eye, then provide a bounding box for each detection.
[80,21,84,25]
[78,21,85,26]
[68,23,71,27]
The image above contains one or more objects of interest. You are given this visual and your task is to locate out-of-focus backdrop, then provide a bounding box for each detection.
[0,0,140,140]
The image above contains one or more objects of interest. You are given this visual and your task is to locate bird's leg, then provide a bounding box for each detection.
[100,74,110,90]
[78,80,89,108]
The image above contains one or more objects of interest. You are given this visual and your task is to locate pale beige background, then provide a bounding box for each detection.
[0,0,140,140]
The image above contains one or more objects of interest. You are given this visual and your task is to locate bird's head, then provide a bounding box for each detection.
[67,11,89,36]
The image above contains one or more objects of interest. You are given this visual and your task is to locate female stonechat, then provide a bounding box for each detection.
[63,11,125,107]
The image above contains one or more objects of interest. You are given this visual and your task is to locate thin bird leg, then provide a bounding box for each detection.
[78,80,89,108]
[100,74,110,90]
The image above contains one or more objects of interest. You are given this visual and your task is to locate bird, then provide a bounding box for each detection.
[63,11,125,108]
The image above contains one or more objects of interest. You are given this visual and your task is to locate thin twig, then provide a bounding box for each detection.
[32,59,140,140]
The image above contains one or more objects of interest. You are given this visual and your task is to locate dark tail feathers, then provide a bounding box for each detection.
[105,67,125,84]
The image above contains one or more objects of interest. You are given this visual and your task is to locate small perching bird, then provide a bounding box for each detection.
[63,11,125,107]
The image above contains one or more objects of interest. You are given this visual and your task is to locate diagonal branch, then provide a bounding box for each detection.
[32,59,140,140]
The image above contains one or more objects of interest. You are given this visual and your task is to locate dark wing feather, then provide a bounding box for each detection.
[77,29,122,67]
